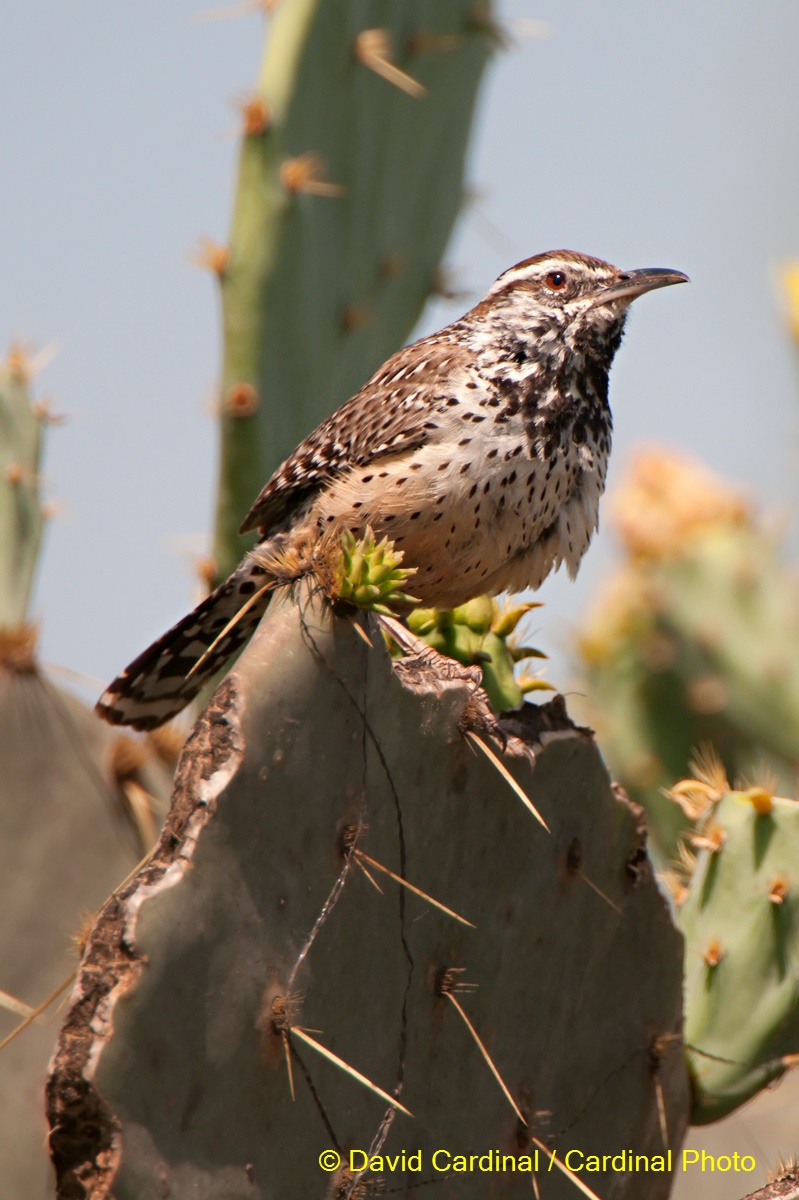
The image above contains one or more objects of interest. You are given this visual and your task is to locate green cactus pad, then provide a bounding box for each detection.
[213,0,496,580]
[678,787,799,1123]
[578,450,799,863]
[0,349,46,630]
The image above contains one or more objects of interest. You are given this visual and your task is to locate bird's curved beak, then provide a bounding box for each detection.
[592,267,690,307]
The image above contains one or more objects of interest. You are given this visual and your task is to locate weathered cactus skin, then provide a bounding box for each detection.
[47,583,688,1200]
[214,0,495,578]
[675,787,799,1124]
[577,450,799,864]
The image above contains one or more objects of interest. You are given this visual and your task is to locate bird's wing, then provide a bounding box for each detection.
[239,338,469,535]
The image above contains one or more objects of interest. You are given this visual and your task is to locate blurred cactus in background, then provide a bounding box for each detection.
[576,449,799,864]
[0,346,173,1198]
[0,346,47,635]
[661,760,799,1124]
[574,291,799,1128]
[211,0,496,580]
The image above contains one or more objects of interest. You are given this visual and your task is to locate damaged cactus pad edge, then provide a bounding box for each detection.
[47,578,687,1200]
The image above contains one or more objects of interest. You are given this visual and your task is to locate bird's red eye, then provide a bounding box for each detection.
[545,271,567,291]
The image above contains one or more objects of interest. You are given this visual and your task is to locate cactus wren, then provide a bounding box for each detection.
[98,250,687,729]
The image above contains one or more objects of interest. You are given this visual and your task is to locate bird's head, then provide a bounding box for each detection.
[473,250,688,373]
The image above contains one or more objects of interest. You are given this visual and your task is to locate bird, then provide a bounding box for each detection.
[96,250,688,730]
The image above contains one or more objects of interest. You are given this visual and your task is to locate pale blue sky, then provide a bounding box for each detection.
[3,0,799,695]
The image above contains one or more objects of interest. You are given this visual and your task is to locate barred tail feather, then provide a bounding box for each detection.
[95,558,272,730]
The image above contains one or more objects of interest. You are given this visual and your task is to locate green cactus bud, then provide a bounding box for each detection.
[332,528,418,616]
[410,593,549,713]
[450,594,495,633]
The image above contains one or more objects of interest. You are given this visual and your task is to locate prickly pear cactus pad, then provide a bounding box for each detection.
[577,449,799,864]
[0,342,175,1196]
[0,347,46,629]
[214,0,495,577]
[676,783,799,1123]
[47,584,688,1200]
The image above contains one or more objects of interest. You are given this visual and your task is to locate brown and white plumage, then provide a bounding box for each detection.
[97,250,687,729]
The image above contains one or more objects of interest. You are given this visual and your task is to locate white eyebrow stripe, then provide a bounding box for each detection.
[487,262,553,294]
[486,256,611,298]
